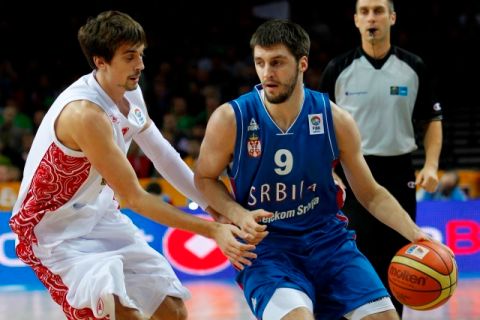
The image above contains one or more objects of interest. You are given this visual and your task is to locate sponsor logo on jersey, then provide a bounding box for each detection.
[247,133,262,158]
[433,102,442,111]
[247,118,259,131]
[390,86,408,96]
[261,197,320,223]
[308,114,324,135]
[345,90,367,96]
[96,298,105,316]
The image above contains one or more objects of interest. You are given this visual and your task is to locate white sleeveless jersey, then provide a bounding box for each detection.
[10,71,148,248]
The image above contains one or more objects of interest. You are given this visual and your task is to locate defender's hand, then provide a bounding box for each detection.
[212,223,257,270]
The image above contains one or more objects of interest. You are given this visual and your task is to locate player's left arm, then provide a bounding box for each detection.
[332,102,426,242]
[416,120,442,192]
[134,118,210,209]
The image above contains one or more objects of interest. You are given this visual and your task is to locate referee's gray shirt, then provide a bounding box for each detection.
[319,46,442,156]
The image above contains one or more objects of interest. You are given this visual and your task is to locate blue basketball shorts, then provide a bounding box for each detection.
[236,226,389,319]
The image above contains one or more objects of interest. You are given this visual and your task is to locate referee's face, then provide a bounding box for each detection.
[354,0,396,42]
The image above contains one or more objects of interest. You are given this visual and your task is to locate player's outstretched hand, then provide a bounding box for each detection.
[236,209,273,245]
[212,223,257,270]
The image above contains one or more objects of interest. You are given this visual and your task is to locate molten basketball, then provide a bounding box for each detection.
[388,240,457,310]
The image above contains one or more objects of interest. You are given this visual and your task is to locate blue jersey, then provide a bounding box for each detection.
[228,84,342,234]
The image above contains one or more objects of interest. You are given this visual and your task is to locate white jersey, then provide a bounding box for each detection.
[11,71,148,248]
[9,72,190,318]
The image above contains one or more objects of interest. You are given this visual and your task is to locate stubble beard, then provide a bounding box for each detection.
[264,68,299,104]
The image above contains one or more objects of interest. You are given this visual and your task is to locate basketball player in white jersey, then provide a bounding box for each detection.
[9,11,269,320]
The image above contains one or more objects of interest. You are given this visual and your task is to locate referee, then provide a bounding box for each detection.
[319,0,443,316]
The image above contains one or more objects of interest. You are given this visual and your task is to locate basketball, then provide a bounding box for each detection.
[388,240,457,310]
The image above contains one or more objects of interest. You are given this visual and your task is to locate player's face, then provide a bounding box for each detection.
[354,0,396,41]
[107,43,145,92]
[253,44,303,104]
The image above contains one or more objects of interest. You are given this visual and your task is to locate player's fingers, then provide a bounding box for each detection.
[422,176,439,193]
[252,210,273,221]
[230,224,253,241]
[229,257,248,270]
[225,249,256,268]
[415,173,423,186]
[253,223,267,232]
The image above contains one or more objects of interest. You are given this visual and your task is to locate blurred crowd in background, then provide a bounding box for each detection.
[0,0,479,198]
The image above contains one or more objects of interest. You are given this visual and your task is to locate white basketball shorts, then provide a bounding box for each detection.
[31,208,190,319]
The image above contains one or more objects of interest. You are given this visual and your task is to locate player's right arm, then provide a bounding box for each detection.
[194,103,272,245]
[331,101,427,243]
[55,100,256,269]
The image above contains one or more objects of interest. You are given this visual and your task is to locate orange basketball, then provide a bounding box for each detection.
[388,240,457,310]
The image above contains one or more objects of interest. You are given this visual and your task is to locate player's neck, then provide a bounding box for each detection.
[262,87,304,132]
[94,71,127,110]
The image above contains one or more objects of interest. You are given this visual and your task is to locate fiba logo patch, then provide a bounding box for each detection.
[133,107,146,126]
[308,114,324,135]
[405,244,429,259]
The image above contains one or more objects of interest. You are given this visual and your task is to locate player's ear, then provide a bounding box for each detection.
[93,56,106,70]
[299,56,308,73]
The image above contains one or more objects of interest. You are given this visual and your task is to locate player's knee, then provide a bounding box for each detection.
[170,303,188,320]
[152,296,188,320]
[114,296,144,320]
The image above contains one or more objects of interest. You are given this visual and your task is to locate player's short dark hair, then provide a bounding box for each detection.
[250,19,310,61]
[78,10,147,69]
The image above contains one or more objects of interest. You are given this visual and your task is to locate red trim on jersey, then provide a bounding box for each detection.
[9,143,109,319]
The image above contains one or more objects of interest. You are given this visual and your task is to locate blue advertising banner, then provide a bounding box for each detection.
[417,200,480,275]
[1,201,479,291]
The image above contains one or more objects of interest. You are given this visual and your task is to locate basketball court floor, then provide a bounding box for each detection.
[0,277,478,320]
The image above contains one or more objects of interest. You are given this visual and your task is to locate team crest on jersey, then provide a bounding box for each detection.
[247,133,262,158]
[308,114,324,135]
[133,107,146,126]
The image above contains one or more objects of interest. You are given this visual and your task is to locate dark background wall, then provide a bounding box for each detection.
[1,0,479,168]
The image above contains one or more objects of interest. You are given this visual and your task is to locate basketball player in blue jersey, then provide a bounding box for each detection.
[194,19,443,320]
